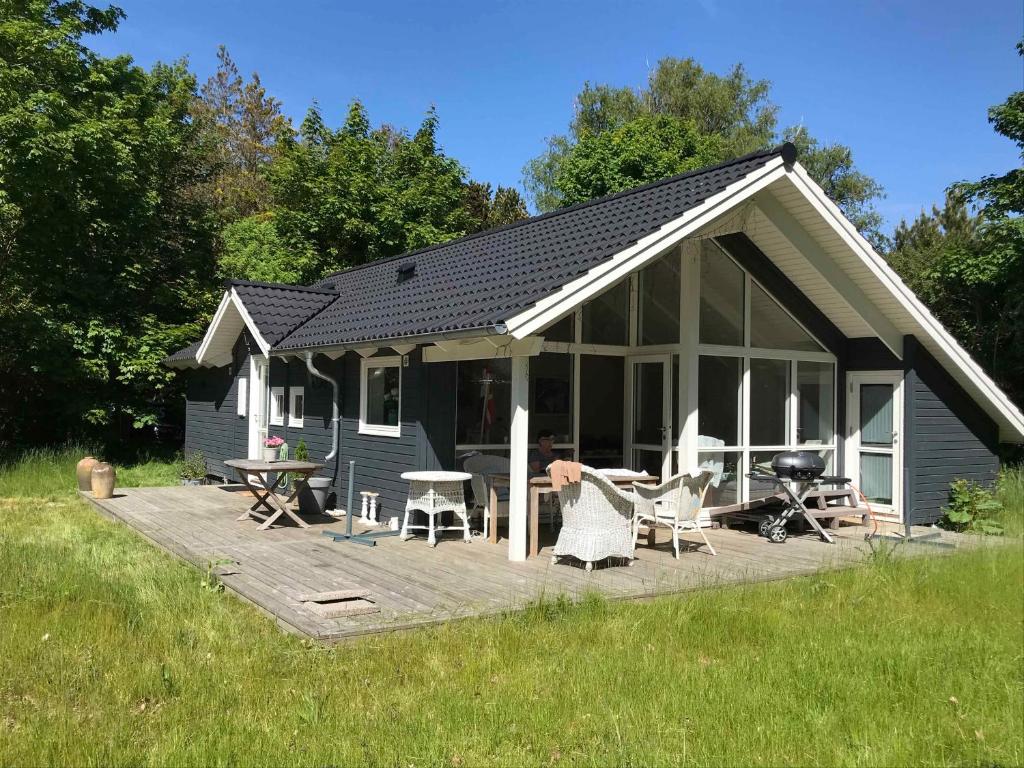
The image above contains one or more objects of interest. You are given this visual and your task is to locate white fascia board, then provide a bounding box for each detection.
[504,157,787,339]
[786,164,1024,441]
[195,288,270,366]
[422,336,543,363]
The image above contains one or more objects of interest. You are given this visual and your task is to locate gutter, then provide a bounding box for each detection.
[305,352,341,463]
[275,322,508,359]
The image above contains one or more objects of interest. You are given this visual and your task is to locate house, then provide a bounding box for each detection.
[166,143,1024,560]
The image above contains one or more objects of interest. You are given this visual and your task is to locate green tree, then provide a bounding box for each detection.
[0,0,218,444]
[462,182,528,233]
[524,56,884,245]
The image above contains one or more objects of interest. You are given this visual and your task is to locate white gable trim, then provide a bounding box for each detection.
[504,156,787,338]
[195,288,270,367]
[784,164,1024,441]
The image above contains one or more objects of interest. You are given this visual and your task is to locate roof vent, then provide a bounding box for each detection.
[396,261,416,282]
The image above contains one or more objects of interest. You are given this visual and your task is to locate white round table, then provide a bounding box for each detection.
[399,471,473,547]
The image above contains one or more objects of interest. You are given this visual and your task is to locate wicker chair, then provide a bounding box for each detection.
[550,468,635,571]
[632,471,716,558]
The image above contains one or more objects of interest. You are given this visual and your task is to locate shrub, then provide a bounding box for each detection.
[941,479,1004,535]
[294,439,309,463]
[176,450,207,481]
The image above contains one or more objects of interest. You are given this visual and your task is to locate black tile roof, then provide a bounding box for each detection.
[166,340,201,363]
[166,147,784,362]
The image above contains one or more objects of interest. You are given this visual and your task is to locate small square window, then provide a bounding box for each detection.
[270,387,285,426]
[289,387,304,428]
[359,357,402,437]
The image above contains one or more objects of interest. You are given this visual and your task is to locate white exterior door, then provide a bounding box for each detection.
[248,357,268,460]
[846,371,903,520]
[627,354,673,478]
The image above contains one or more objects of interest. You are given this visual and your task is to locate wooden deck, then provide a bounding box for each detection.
[83,485,965,643]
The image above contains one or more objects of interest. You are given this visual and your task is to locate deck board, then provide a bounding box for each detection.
[82,485,967,642]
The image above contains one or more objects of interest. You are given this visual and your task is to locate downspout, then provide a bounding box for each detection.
[305,352,341,466]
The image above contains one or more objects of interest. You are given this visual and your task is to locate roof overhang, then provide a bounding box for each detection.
[194,288,270,367]
[503,158,1024,443]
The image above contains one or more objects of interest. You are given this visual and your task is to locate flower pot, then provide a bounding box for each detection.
[91,462,116,499]
[262,447,280,462]
[298,477,332,516]
[76,456,99,492]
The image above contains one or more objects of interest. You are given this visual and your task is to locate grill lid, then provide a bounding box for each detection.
[771,451,826,481]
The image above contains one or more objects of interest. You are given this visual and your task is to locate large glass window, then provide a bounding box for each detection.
[697,355,741,447]
[359,357,402,436]
[749,358,790,446]
[579,355,624,468]
[798,362,834,445]
[749,283,822,352]
[530,353,573,444]
[582,281,629,345]
[541,313,574,343]
[699,241,745,346]
[456,358,511,446]
[639,251,681,345]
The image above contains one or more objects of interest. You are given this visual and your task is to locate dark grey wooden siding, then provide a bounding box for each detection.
[903,335,1000,525]
[183,333,254,480]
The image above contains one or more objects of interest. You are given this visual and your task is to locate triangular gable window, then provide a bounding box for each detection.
[749,282,823,352]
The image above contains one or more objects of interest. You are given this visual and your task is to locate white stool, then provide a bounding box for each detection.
[399,471,472,547]
[360,491,379,523]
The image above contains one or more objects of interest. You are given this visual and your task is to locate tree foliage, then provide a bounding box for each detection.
[887,43,1024,407]
[524,57,885,245]
[0,0,218,444]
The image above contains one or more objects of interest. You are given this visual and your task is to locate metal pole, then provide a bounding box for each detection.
[346,459,355,538]
[323,457,401,546]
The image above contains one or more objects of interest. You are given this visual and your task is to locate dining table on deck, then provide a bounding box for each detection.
[488,472,659,558]
[225,459,324,531]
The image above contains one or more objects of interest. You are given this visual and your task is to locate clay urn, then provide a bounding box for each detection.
[76,456,99,492]
[90,462,116,499]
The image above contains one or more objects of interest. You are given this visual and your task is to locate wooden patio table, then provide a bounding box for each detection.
[225,459,325,531]
[489,472,658,558]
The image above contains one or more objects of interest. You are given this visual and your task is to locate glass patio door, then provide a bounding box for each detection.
[628,355,672,478]
[846,371,902,520]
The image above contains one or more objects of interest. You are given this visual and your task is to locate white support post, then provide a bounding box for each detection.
[508,355,530,561]
[679,240,701,473]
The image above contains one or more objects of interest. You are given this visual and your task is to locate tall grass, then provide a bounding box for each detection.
[1,468,1022,765]
[996,464,1024,536]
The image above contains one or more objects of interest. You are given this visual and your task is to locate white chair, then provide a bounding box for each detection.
[550,468,635,571]
[632,471,716,558]
[463,454,510,539]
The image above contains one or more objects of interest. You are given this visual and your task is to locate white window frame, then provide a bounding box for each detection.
[288,386,304,428]
[359,356,402,437]
[237,377,248,417]
[269,386,285,427]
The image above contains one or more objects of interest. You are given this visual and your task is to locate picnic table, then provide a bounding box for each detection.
[225,459,325,531]
[489,472,658,558]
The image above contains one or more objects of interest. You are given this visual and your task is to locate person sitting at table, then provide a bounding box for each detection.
[528,430,562,476]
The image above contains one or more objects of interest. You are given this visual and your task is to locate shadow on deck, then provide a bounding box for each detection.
[82,485,965,643]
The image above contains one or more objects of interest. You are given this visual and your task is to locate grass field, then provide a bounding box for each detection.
[1,448,1022,766]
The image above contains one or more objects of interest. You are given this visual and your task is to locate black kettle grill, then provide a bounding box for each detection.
[770,451,827,482]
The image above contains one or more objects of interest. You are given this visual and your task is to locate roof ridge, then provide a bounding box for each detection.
[313,145,786,284]
[229,279,338,295]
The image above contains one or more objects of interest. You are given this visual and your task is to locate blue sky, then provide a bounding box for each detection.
[92,0,1022,231]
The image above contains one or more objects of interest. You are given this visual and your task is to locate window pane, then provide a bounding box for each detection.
[749,283,822,352]
[698,450,740,507]
[860,453,892,504]
[366,366,400,426]
[860,384,894,446]
[293,394,303,421]
[797,362,834,444]
[579,355,624,468]
[456,358,511,445]
[639,251,680,345]
[541,314,574,343]
[750,358,790,446]
[698,355,741,447]
[633,361,665,445]
[530,353,572,443]
[749,450,781,500]
[581,280,629,345]
[699,241,744,346]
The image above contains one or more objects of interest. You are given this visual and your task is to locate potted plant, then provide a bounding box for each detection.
[177,450,207,486]
[263,435,284,462]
